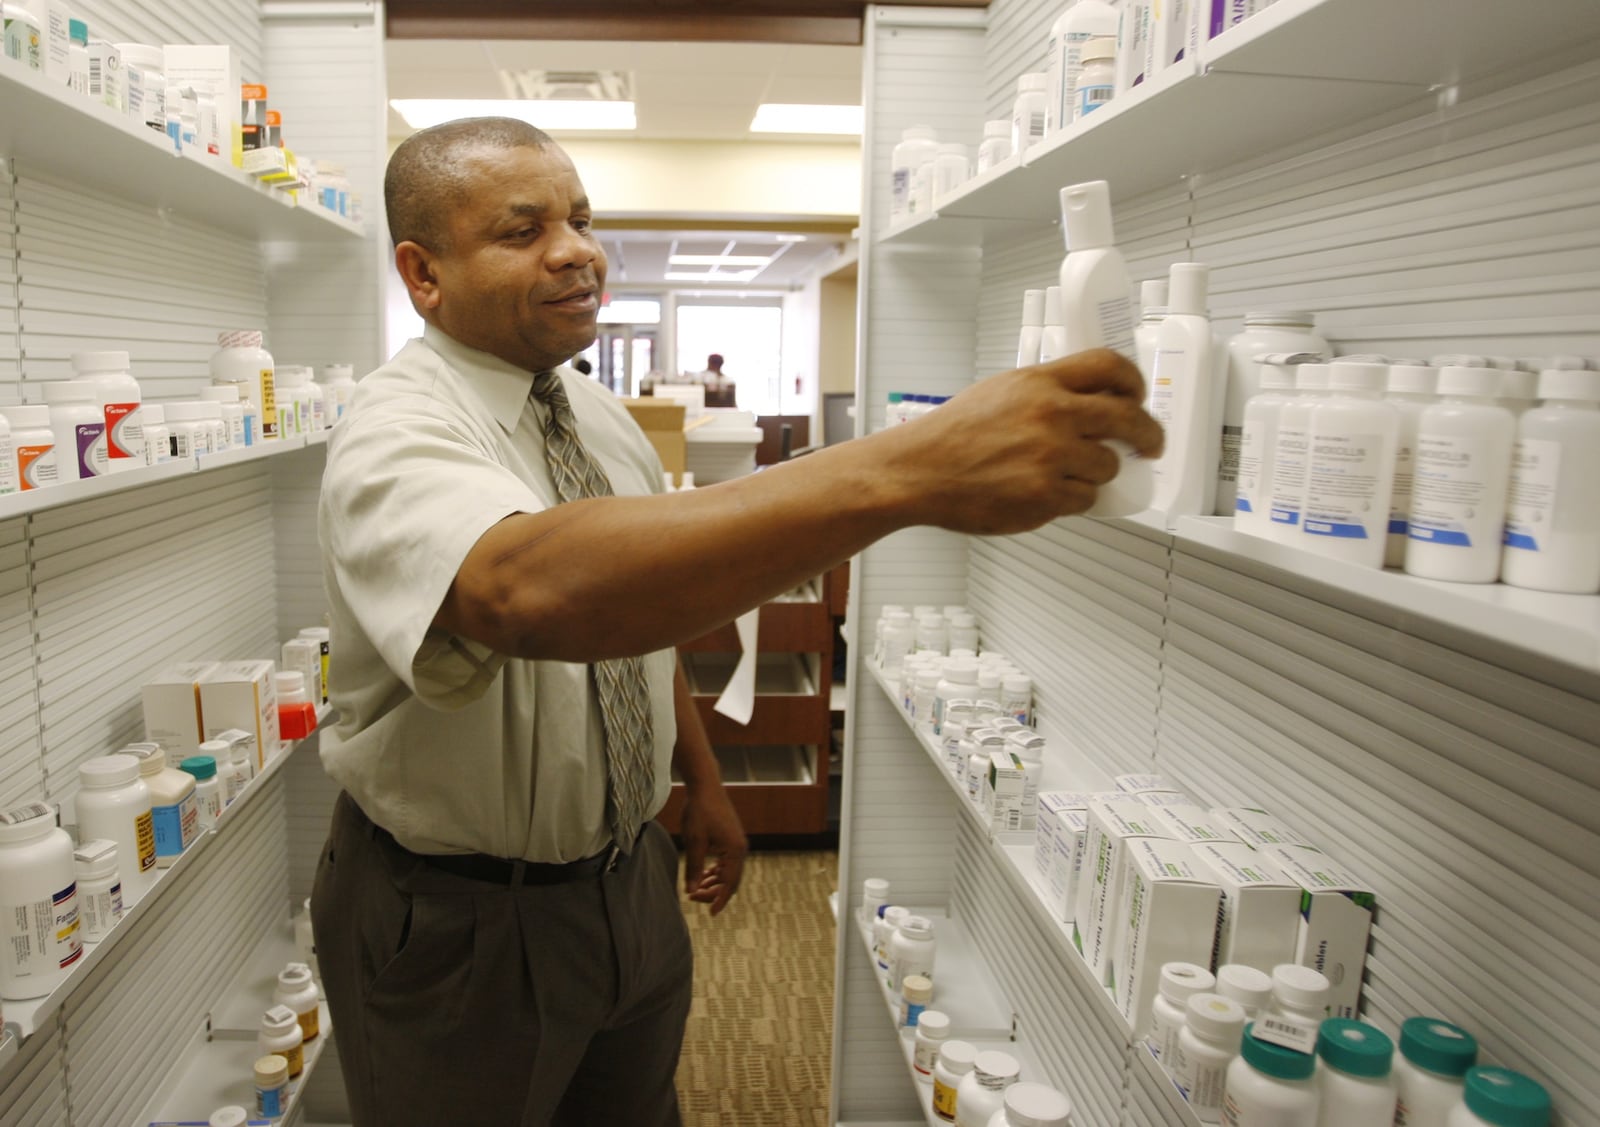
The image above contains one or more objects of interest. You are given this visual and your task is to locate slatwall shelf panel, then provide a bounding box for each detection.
[0,517,41,809]
[6,730,323,1042]
[64,781,290,1127]
[0,159,19,400]
[0,1018,66,1127]
[1127,1044,1202,1127]
[0,57,360,242]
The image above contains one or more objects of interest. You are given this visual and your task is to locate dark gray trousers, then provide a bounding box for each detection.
[311,791,693,1127]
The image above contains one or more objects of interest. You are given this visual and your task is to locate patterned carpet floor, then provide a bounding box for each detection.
[676,850,839,1127]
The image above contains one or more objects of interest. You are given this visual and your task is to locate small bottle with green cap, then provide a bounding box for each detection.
[1446,1067,1552,1127]
[1314,1018,1396,1125]
[1220,1022,1317,1126]
[1393,1017,1477,1126]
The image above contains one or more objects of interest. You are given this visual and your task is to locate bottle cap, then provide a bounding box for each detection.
[277,671,307,694]
[165,401,210,421]
[199,739,230,757]
[914,1007,950,1037]
[1157,962,1215,1003]
[1185,993,1246,1044]
[1017,72,1048,93]
[983,119,1010,138]
[277,367,310,387]
[883,905,910,927]
[70,351,131,373]
[1541,354,1589,370]
[944,659,979,683]
[68,18,87,43]
[971,1050,1021,1084]
[1398,1017,1477,1079]
[1436,366,1501,398]
[1484,355,1519,370]
[1497,369,1537,402]
[1271,963,1330,1011]
[73,838,119,880]
[1386,363,1437,396]
[197,402,223,421]
[278,962,313,989]
[1429,352,1487,368]
[261,1004,300,1035]
[1215,964,1273,1011]
[1140,279,1169,311]
[949,611,977,628]
[1256,354,1320,391]
[298,627,330,641]
[938,1039,978,1073]
[1536,368,1600,402]
[901,125,937,141]
[1060,180,1115,252]
[1001,1082,1073,1127]
[1021,289,1045,328]
[0,802,57,844]
[1166,263,1209,316]
[1240,1023,1316,1081]
[199,385,241,403]
[1244,311,1316,327]
[1080,35,1115,62]
[1327,360,1388,393]
[78,753,142,789]
[898,915,934,940]
[1316,1018,1393,1078]
[1294,363,1331,392]
[863,877,890,898]
[209,1108,249,1127]
[253,1055,289,1086]
[218,330,265,349]
[321,363,355,380]
[1042,285,1063,327]
[179,755,217,781]
[900,975,934,1004]
[0,404,51,428]
[1461,1067,1552,1127]
[125,744,166,774]
[43,380,99,405]
[916,668,942,688]
[1002,673,1031,692]
[886,610,912,626]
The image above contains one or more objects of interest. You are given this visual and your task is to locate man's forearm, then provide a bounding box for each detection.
[671,662,723,793]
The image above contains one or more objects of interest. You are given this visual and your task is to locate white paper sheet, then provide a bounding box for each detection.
[712,608,761,725]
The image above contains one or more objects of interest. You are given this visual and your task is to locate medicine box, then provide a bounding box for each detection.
[1115,773,1176,795]
[241,82,269,150]
[162,44,241,165]
[1212,806,1320,849]
[1135,790,1197,808]
[1046,807,1091,924]
[1190,840,1300,973]
[1114,837,1222,1036]
[199,661,280,769]
[1265,844,1375,1019]
[984,750,1037,834]
[1074,797,1171,985]
[141,662,218,757]
[1150,804,1235,845]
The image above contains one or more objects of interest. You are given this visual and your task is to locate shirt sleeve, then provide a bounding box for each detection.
[322,396,540,710]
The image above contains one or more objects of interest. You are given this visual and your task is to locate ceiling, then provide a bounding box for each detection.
[386,39,863,288]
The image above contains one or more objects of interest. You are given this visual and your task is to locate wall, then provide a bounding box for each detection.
[837,3,1600,1125]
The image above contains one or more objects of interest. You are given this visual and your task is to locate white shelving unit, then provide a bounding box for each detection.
[2,706,331,1041]
[0,54,362,241]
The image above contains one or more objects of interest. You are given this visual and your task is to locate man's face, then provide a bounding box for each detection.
[427,143,607,373]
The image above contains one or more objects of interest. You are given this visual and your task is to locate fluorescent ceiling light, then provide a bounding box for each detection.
[665,270,761,282]
[667,254,772,267]
[598,299,661,325]
[390,98,636,131]
[775,234,808,243]
[750,104,863,135]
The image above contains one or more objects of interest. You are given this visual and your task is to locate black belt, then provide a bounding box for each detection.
[419,846,621,886]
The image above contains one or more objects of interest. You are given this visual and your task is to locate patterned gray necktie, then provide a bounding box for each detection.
[530,369,655,854]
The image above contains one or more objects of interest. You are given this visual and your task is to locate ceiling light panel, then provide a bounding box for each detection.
[667,255,773,266]
[749,103,863,135]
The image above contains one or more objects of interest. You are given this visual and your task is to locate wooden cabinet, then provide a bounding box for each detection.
[659,565,846,836]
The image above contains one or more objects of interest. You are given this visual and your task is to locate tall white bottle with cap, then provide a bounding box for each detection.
[1038,287,1068,366]
[1017,289,1046,368]
[1057,180,1151,518]
[1298,360,1398,568]
[1135,279,1169,403]
[1148,262,1215,517]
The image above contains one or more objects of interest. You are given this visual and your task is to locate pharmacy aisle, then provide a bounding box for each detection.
[833,3,1599,1126]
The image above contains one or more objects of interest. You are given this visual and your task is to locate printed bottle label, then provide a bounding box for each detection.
[296,1004,320,1041]
[0,436,14,494]
[75,422,107,477]
[80,883,123,940]
[103,401,143,461]
[17,442,57,489]
[1268,424,1309,525]
[256,1084,285,1118]
[1302,430,1384,539]
[134,809,157,871]
[1234,421,1265,513]
[1389,437,1415,535]
[0,883,82,980]
[1098,297,1137,357]
[1076,82,1114,118]
[932,1076,959,1120]
[259,369,279,439]
[1409,433,1493,547]
[151,792,200,856]
[1503,437,1559,552]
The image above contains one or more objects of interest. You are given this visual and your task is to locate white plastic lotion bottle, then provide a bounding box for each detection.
[1038,286,1068,366]
[1056,180,1151,518]
[1298,360,1398,568]
[1235,354,1316,539]
[1017,288,1046,368]
[1148,261,1214,517]
[1500,368,1600,593]
[1135,278,1169,407]
[1405,366,1516,583]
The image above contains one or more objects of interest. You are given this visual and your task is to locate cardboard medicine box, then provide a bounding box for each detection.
[1265,844,1375,1019]
[983,750,1037,834]
[1191,839,1300,973]
[1114,837,1223,1036]
[199,661,280,769]
[142,662,218,757]
[1150,803,1235,846]
[1046,807,1091,924]
[1074,797,1170,986]
[1212,806,1319,849]
[162,44,241,164]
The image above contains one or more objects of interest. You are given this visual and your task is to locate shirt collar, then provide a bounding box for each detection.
[421,323,546,434]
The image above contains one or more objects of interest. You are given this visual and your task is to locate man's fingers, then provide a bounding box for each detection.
[1041,348,1146,400]
[1060,393,1166,461]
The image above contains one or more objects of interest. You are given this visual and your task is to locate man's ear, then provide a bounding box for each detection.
[395,241,442,314]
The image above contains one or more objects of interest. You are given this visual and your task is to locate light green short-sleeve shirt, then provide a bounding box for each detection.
[318,325,677,862]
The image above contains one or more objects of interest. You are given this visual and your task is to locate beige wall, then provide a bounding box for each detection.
[559,139,860,219]
[819,274,857,396]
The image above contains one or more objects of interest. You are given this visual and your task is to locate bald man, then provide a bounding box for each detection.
[312,117,1161,1126]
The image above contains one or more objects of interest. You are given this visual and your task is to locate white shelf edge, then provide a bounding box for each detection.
[0,431,330,523]
[3,708,330,1041]
[1173,516,1600,673]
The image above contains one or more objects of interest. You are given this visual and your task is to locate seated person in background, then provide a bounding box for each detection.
[698,353,737,408]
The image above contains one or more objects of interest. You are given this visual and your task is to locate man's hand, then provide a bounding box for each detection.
[679,779,747,915]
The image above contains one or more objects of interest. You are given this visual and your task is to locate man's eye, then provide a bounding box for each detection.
[573,219,592,233]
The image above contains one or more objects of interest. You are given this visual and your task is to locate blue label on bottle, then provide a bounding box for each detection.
[1269,507,1300,526]
[1408,524,1473,547]
[1504,530,1539,551]
[1388,518,1407,535]
[151,801,185,856]
[257,1084,285,1117]
[1236,496,1254,513]
[1303,519,1369,539]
